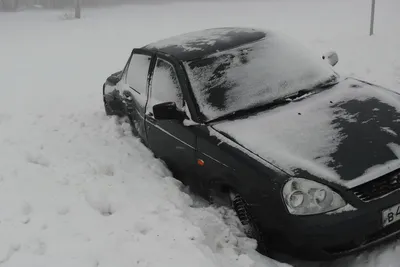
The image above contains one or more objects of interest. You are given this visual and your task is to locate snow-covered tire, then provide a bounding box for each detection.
[127,115,140,138]
[102,83,126,117]
[103,95,114,116]
[230,192,268,254]
[103,94,125,117]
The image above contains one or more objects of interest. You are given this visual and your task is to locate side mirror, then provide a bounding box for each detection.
[322,51,339,67]
[106,71,122,85]
[153,102,185,121]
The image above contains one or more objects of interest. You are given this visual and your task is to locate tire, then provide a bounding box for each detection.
[103,95,114,116]
[103,83,126,117]
[230,192,268,254]
[103,94,125,117]
[127,114,140,138]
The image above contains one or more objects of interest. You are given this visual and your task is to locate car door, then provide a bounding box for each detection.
[145,56,197,183]
[119,51,153,140]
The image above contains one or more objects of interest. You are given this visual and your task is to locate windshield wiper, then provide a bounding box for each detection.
[207,91,308,124]
[206,79,340,124]
[314,75,339,88]
[281,89,314,101]
[207,88,321,124]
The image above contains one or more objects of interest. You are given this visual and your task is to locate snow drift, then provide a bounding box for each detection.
[1,0,400,266]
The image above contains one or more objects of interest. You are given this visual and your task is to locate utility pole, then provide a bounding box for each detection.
[75,0,81,19]
[370,0,376,36]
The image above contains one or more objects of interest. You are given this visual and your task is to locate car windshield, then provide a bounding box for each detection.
[184,31,338,122]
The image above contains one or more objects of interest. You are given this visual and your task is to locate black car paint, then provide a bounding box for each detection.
[329,96,400,180]
[102,29,400,260]
[211,78,400,186]
[103,46,293,225]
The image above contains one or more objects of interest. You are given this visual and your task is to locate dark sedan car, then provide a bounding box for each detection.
[102,27,400,260]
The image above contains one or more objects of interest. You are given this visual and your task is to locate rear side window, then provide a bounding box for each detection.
[126,54,151,94]
[149,58,183,109]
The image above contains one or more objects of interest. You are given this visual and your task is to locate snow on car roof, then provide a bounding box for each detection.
[143,27,267,61]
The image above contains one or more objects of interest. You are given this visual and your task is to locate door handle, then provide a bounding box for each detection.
[146,112,156,124]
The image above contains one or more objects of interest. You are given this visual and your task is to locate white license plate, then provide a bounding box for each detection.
[382,203,400,227]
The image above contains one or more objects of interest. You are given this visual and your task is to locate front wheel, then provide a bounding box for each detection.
[103,95,114,116]
[230,192,268,254]
[103,93,125,117]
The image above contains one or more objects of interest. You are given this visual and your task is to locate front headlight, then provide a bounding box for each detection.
[282,178,346,215]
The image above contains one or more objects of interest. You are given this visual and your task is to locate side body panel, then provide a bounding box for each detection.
[193,125,291,228]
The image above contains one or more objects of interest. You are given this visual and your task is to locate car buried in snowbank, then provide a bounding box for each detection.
[102,27,400,260]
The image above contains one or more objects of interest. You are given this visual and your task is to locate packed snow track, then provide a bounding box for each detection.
[1,0,400,266]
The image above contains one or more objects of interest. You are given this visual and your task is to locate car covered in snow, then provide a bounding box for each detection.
[102,27,400,260]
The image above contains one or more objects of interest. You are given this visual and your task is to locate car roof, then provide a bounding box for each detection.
[142,27,267,61]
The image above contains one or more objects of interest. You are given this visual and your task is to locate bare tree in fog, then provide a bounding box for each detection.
[1,0,194,11]
[75,0,80,18]
[1,0,136,9]
[1,0,19,11]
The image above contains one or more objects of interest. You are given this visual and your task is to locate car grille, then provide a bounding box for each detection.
[351,169,400,202]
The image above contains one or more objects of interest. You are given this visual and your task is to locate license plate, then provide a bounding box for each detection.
[382,203,400,227]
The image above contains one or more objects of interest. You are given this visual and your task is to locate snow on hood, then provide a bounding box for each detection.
[212,78,400,187]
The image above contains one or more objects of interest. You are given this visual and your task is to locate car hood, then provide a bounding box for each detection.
[211,78,400,188]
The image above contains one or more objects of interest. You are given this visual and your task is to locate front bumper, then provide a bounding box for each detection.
[268,192,400,260]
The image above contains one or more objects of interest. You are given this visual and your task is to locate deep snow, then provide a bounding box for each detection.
[1,0,400,266]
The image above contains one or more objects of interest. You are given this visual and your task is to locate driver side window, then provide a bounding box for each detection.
[149,58,183,110]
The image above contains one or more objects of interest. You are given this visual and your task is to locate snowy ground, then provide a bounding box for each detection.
[1,0,400,266]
